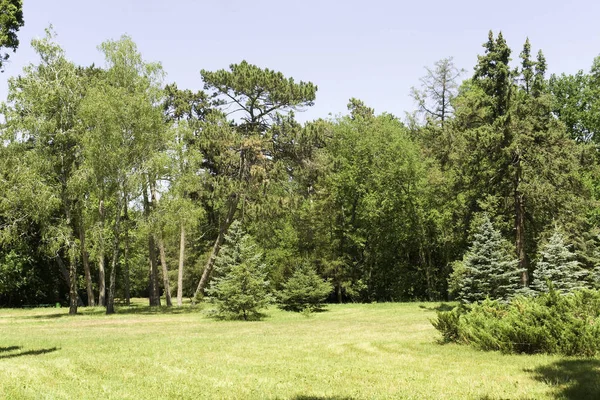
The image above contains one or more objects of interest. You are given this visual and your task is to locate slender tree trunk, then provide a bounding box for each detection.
[68,245,78,315]
[150,181,172,306]
[106,195,123,315]
[97,200,106,306]
[143,181,161,306]
[56,255,84,309]
[515,157,528,286]
[177,223,185,307]
[194,194,239,297]
[79,222,95,307]
[123,233,130,306]
[158,235,173,306]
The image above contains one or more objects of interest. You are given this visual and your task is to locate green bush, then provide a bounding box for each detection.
[278,262,333,312]
[432,288,600,356]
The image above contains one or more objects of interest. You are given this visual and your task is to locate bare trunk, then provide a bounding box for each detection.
[123,225,131,307]
[515,158,528,287]
[56,255,83,309]
[143,181,161,306]
[194,194,239,297]
[151,182,172,306]
[97,200,106,306]
[106,195,123,315]
[68,246,78,315]
[79,223,95,307]
[158,236,172,306]
[177,224,185,306]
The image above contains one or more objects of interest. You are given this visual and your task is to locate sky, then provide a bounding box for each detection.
[1,0,599,122]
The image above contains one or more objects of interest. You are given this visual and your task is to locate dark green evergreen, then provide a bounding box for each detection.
[278,262,333,312]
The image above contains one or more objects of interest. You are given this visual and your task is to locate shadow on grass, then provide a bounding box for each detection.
[0,347,59,360]
[527,359,600,400]
[292,396,355,400]
[24,304,203,319]
[0,346,21,353]
[419,303,455,312]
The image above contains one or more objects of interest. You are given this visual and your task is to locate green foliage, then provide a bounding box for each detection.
[206,221,273,320]
[278,262,333,312]
[0,0,23,70]
[455,215,521,303]
[433,288,600,356]
[532,230,587,293]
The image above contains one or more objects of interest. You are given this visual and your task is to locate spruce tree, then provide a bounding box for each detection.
[206,221,273,320]
[457,215,521,303]
[278,262,333,312]
[532,231,587,293]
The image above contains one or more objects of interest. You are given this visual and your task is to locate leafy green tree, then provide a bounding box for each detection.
[2,29,85,314]
[456,215,521,303]
[278,262,333,312]
[0,0,23,70]
[206,221,272,320]
[532,230,587,293]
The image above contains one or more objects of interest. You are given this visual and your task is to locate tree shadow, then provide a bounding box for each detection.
[0,347,59,360]
[22,304,203,319]
[0,346,21,353]
[292,396,355,400]
[419,303,455,312]
[527,359,600,400]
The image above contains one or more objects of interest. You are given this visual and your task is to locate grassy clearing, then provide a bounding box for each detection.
[0,301,598,399]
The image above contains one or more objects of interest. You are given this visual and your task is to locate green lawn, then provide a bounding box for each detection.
[0,301,598,399]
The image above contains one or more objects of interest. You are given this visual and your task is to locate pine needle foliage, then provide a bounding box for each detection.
[456,215,522,303]
[532,230,587,293]
[206,221,273,320]
[278,262,333,312]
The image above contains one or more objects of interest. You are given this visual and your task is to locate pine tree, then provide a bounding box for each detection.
[278,262,333,312]
[206,221,273,320]
[457,215,521,303]
[532,231,587,293]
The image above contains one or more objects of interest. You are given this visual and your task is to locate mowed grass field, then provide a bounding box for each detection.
[0,301,598,399]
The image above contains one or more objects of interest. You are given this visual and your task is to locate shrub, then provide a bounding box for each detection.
[278,262,333,312]
[432,288,600,356]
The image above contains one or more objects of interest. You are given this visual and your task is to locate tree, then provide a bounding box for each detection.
[3,29,85,314]
[411,57,463,127]
[206,221,272,320]
[532,230,587,293]
[278,262,332,312]
[194,60,317,296]
[0,0,23,70]
[456,215,521,303]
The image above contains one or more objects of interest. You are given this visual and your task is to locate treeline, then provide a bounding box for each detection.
[1,29,600,311]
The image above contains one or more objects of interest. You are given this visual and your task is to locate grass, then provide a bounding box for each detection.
[0,300,598,399]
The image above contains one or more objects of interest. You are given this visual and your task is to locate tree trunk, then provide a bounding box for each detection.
[106,194,123,315]
[68,246,78,315]
[143,181,161,307]
[150,181,172,306]
[79,222,95,307]
[177,223,185,307]
[158,235,172,306]
[515,158,528,287]
[56,255,84,309]
[123,222,131,307]
[97,200,106,306]
[194,194,239,297]
[123,198,131,306]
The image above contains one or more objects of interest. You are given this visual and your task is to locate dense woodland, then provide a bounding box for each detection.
[1,7,600,314]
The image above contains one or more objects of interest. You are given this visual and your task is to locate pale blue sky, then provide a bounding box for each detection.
[1,0,599,121]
